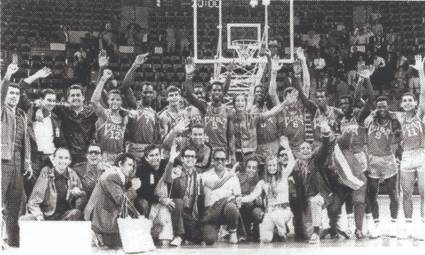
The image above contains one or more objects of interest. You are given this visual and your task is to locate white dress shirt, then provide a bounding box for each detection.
[33,115,55,154]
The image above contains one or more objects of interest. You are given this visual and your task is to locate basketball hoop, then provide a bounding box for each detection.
[232,39,261,66]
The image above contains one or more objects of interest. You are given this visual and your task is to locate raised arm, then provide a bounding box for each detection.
[411,55,425,117]
[292,75,317,115]
[357,77,375,125]
[1,64,19,106]
[268,54,283,105]
[19,67,52,111]
[182,57,208,114]
[121,53,149,109]
[163,142,180,184]
[162,119,189,151]
[296,47,311,98]
[258,88,297,119]
[90,69,113,119]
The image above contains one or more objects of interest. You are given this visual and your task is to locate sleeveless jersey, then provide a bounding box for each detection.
[400,114,425,151]
[339,115,366,153]
[204,104,228,149]
[367,118,394,156]
[95,110,127,154]
[127,107,159,144]
[251,105,280,145]
[282,104,306,148]
[231,110,258,153]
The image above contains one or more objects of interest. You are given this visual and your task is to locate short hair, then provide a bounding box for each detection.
[142,83,153,90]
[144,144,159,157]
[211,81,223,88]
[87,143,102,153]
[277,146,289,156]
[107,89,122,98]
[213,148,227,158]
[9,82,21,91]
[194,83,204,90]
[40,89,56,99]
[315,89,327,96]
[53,147,71,157]
[254,85,265,93]
[66,84,84,98]
[282,86,296,97]
[114,152,136,167]
[339,94,353,105]
[191,124,205,131]
[166,85,180,96]
[401,91,417,101]
[376,95,390,104]
[181,146,197,157]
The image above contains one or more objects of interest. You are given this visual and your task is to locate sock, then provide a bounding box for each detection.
[391,218,397,224]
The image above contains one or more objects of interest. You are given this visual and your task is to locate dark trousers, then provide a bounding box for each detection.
[1,151,24,247]
[135,198,151,217]
[327,189,350,232]
[289,195,305,240]
[171,199,202,243]
[239,202,263,240]
[201,199,240,245]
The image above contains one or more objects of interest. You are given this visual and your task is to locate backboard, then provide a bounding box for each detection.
[192,0,294,65]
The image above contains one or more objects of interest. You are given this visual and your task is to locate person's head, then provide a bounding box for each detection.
[114,153,136,177]
[66,84,85,108]
[233,94,247,111]
[277,147,289,166]
[142,83,155,106]
[52,147,72,173]
[265,156,278,175]
[5,83,21,108]
[107,89,123,111]
[191,125,206,145]
[166,86,181,107]
[376,96,390,118]
[86,144,102,165]
[181,146,197,169]
[339,95,353,116]
[401,92,417,112]
[254,85,265,104]
[315,89,328,108]
[298,142,313,160]
[245,157,259,178]
[40,89,57,112]
[144,145,161,169]
[283,87,299,108]
[210,82,224,103]
[193,84,205,100]
[213,149,227,172]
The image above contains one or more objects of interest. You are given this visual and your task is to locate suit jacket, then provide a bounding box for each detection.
[84,168,137,234]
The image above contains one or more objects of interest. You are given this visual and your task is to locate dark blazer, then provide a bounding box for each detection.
[84,168,137,234]
[136,158,167,204]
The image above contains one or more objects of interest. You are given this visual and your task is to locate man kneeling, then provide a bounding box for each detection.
[20,147,86,221]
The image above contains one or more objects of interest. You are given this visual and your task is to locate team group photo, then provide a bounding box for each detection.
[1,0,425,254]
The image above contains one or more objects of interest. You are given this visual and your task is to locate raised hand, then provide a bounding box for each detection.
[169,141,180,162]
[410,54,425,71]
[131,178,142,190]
[101,69,113,81]
[174,118,190,134]
[185,56,195,75]
[285,89,299,104]
[6,63,19,78]
[24,165,33,180]
[320,119,332,136]
[133,53,149,67]
[296,47,306,62]
[225,60,237,73]
[98,50,109,68]
[271,55,283,72]
[34,67,52,79]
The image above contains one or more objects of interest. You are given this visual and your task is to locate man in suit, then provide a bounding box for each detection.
[84,153,141,248]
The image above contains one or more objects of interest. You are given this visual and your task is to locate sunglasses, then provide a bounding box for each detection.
[88,151,101,155]
[214,157,226,162]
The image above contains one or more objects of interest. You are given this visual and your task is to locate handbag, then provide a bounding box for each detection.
[117,195,156,253]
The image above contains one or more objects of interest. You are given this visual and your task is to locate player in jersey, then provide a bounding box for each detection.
[277,48,317,159]
[158,86,186,137]
[183,58,235,162]
[336,73,374,239]
[363,96,401,238]
[124,55,162,161]
[385,55,425,239]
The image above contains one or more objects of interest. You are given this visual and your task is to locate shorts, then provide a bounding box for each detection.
[400,149,425,172]
[368,154,398,179]
[353,151,368,173]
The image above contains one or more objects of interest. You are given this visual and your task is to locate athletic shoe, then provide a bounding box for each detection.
[229,232,238,244]
[346,214,355,237]
[368,223,381,239]
[365,214,374,237]
[412,224,425,241]
[309,233,320,244]
[170,236,183,247]
[397,224,412,239]
[385,221,398,238]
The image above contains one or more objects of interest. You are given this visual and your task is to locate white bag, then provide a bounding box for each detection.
[117,217,156,254]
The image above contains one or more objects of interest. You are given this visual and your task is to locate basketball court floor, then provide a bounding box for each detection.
[2,196,424,255]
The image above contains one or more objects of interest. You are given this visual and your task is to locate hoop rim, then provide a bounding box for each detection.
[231,39,261,49]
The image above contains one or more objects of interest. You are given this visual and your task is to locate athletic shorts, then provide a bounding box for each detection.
[353,151,368,173]
[368,154,398,179]
[400,149,425,172]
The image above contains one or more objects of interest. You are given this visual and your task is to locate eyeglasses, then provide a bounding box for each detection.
[88,151,101,155]
[184,155,196,159]
[214,157,226,162]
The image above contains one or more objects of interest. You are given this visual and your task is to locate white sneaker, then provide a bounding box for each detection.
[365,214,374,237]
[309,233,320,244]
[170,236,183,247]
[397,224,412,239]
[385,221,398,238]
[369,223,381,239]
[346,214,355,237]
[412,224,425,241]
[229,232,238,244]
